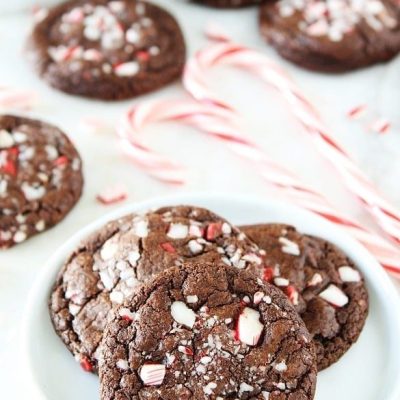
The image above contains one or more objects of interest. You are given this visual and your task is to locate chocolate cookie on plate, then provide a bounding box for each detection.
[259,0,400,72]
[49,205,264,372]
[241,223,369,370]
[99,262,317,400]
[29,0,186,100]
[0,115,83,249]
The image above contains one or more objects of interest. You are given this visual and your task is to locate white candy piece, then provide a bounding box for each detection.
[114,61,140,77]
[119,307,135,320]
[0,180,7,195]
[21,183,45,201]
[275,360,287,372]
[35,220,46,232]
[319,284,349,307]
[171,301,197,328]
[338,266,361,282]
[110,290,124,304]
[279,237,300,256]
[167,223,189,239]
[128,250,140,266]
[0,130,15,148]
[45,145,58,160]
[13,231,27,243]
[262,392,270,400]
[116,359,129,370]
[236,307,264,346]
[126,27,140,43]
[188,240,203,255]
[83,49,102,61]
[221,222,232,234]
[204,382,217,395]
[274,277,289,287]
[13,131,27,143]
[69,303,81,316]
[186,295,198,304]
[242,253,262,265]
[189,224,202,237]
[253,291,264,305]
[140,363,166,386]
[108,1,125,13]
[307,273,323,287]
[239,383,254,394]
[100,238,119,260]
[134,219,148,238]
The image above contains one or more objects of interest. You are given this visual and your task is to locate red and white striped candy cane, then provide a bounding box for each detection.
[118,98,400,276]
[117,99,233,184]
[0,86,37,111]
[184,33,400,246]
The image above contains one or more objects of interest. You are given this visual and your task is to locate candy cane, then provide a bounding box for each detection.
[183,33,400,246]
[0,87,37,111]
[118,98,400,276]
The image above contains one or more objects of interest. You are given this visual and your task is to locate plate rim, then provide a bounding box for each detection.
[20,192,400,400]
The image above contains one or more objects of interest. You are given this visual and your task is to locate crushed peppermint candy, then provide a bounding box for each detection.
[274,277,289,287]
[114,61,140,77]
[338,266,361,282]
[186,295,198,304]
[171,301,197,328]
[167,223,189,239]
[277,0,397,42]
[319,284,349,307]
[253,291,265,305]
[46,2,158,80]
[188,239,204,255]
[119,307,135,321]
[0,130,14,148]
[307,273,323,287]
[279,237,301,256]
[235,307,264,346]
[116,359,129,370]
[139,363,166,386]
[275,360,287,372]
[96,183,128,205]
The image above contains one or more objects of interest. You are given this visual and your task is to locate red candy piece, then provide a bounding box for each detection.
[96,184,128,205]
[285,285,299,306]
[136,50,150,62]
[54,155,69,167]
[0,147,19,176]
[80,356,94,373]
[205,222,222,241]
[182,347,193,356]
[233,317,240,342]
[63,46,79,61]
[262,267,274,283]
[160,242,176,253]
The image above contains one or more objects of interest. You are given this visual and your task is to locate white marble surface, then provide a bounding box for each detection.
[0,1,399,398]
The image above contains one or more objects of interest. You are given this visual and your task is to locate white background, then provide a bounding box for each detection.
[0,0,399,398]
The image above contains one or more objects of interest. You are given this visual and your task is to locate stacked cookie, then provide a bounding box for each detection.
[49,205,368,399]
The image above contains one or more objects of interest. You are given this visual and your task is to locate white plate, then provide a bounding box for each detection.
[21,193,400,400]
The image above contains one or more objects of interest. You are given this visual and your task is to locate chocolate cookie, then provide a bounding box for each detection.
[259,0,400,72]
[29,0,186,100]
[99,262,317,400]
[0,115,83,249]
[49,205,264,372]
[241,224,369,370]
[195,0,262,8]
